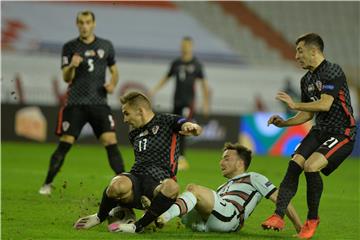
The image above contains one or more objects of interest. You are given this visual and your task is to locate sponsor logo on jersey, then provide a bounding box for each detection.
[323,84,334,90]
[62,121,70,131]
[84,50,96,57]
[315,80,322,91]
[152,125,159,135]
[97,49,105,59]
[139,130,149,137]
[265,181,272,187]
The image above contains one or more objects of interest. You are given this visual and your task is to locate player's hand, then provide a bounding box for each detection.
[104,82,116,94]
[70,54,83,68]
[179,123,202,136]
[276,91,297,110]
[267,115,286,127]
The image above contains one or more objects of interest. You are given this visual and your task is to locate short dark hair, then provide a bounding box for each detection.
[76,11,95,22]
[182,36,193,42]
[296,33,324,52]
[120,91,151,108]
[223,142,252,170]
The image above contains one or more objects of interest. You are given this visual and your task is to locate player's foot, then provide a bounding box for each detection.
[178,156,190,171]
[74,214,100,229]
[108,223,142,233]
[140,195,166,229]
[297,218,320,239]
[155,213,169,229]
[261,213,285,231]
[39,184,52,195]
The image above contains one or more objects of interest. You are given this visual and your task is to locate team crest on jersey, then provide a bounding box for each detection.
[139,130,149,137]
[307,84,315,92]
[152,125,160,135]
[315,80,322,91]
[97,49,105,59]
[85,50,96,57]
[62,121,70,131]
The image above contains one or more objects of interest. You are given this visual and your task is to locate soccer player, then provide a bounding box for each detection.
[150,36,210,170]
[150,143,302,233]
[39,11,125,195]
[74,91,202,233]
[261,33,357,239]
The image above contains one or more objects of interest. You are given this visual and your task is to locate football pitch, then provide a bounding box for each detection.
[2,142,359,239]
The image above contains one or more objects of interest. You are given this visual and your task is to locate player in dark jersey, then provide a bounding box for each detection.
[74,91,202,233]
[39,11,125,195]
[150,36,210,170]
[261,33,357,239]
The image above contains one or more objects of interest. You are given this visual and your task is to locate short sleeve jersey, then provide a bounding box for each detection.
[167,57,205,106]
[216,172,277,220]
[300,60,356,139]
[61,36,116,105]
[128,113,187,181]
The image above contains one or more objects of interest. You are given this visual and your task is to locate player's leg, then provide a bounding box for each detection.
[89,105,125,173]
[262,130,321,230]
[298,135,354,239]
[75,173,136,229]
[39,106,85,195]
[160,183,214,224]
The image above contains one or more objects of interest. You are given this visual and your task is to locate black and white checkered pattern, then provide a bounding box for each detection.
[61,37,116,105]
[129,113,185,181]
[300,60,356,140]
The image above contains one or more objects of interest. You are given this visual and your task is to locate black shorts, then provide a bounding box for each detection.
[55,105,115,139]
[294,129,354,176]
[119,172,161,210]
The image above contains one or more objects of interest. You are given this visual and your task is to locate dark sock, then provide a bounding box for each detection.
[275,161,303,217]
[105,144,125,174]
[97,187,118,222]
[305,172,323,219]
[135,192,175,231]
[44,141,72,184]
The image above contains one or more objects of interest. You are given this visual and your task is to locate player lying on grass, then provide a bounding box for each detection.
[132,143,303,233]
[74,91,202,233]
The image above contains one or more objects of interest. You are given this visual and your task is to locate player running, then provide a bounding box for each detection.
[74,91,202,233]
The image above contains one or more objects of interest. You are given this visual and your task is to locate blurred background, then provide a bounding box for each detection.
[2,1,359,157]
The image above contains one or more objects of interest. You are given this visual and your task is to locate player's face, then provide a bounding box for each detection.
[181,40,193,56]
[76,14,95,39]
[122,103,143,128]
[295,41,314,70]
[220,149,242,178]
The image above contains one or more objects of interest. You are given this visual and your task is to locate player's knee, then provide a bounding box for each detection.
[60,135,75,144]
[160,179,179,198]
[304,161,319,172]
[106,176,130,198]
[100,132,117,146]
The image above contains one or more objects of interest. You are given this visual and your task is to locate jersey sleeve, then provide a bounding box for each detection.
[196,62,205,80]
[320,65,344,98]
[61,43,72,69]
[166,61,176,77]
[250,172,277,199]
[162,114,188,133]
[107,41,116,67]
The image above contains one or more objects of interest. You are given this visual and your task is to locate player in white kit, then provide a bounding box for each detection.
[157,142,303,233]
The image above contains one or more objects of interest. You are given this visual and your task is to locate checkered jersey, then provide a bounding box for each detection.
[300,60,357,140]
[167,57,205,106]
[216,172,276,220]
[128,113,187,181]
[61,37,116,105]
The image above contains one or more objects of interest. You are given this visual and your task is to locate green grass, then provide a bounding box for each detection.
[1,142,359,239]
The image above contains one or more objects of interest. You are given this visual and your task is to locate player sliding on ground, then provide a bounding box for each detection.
[125,142,303,233]
[74,91,202,233]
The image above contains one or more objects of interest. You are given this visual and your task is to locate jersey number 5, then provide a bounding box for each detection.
[87,59,94,72]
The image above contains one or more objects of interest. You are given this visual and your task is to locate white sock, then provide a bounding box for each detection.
[162,191,197,222]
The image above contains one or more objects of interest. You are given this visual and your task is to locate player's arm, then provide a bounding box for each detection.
[268,189,302,233]
[268,111,314,128]
[199,79,210,117]
[104,64,119,94]
[62,54,83,83]
[149,76,170,97]
[179,122,202,136]
[277,91,334,112]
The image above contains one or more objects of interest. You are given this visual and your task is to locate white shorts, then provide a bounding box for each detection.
[181,190,241,232]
